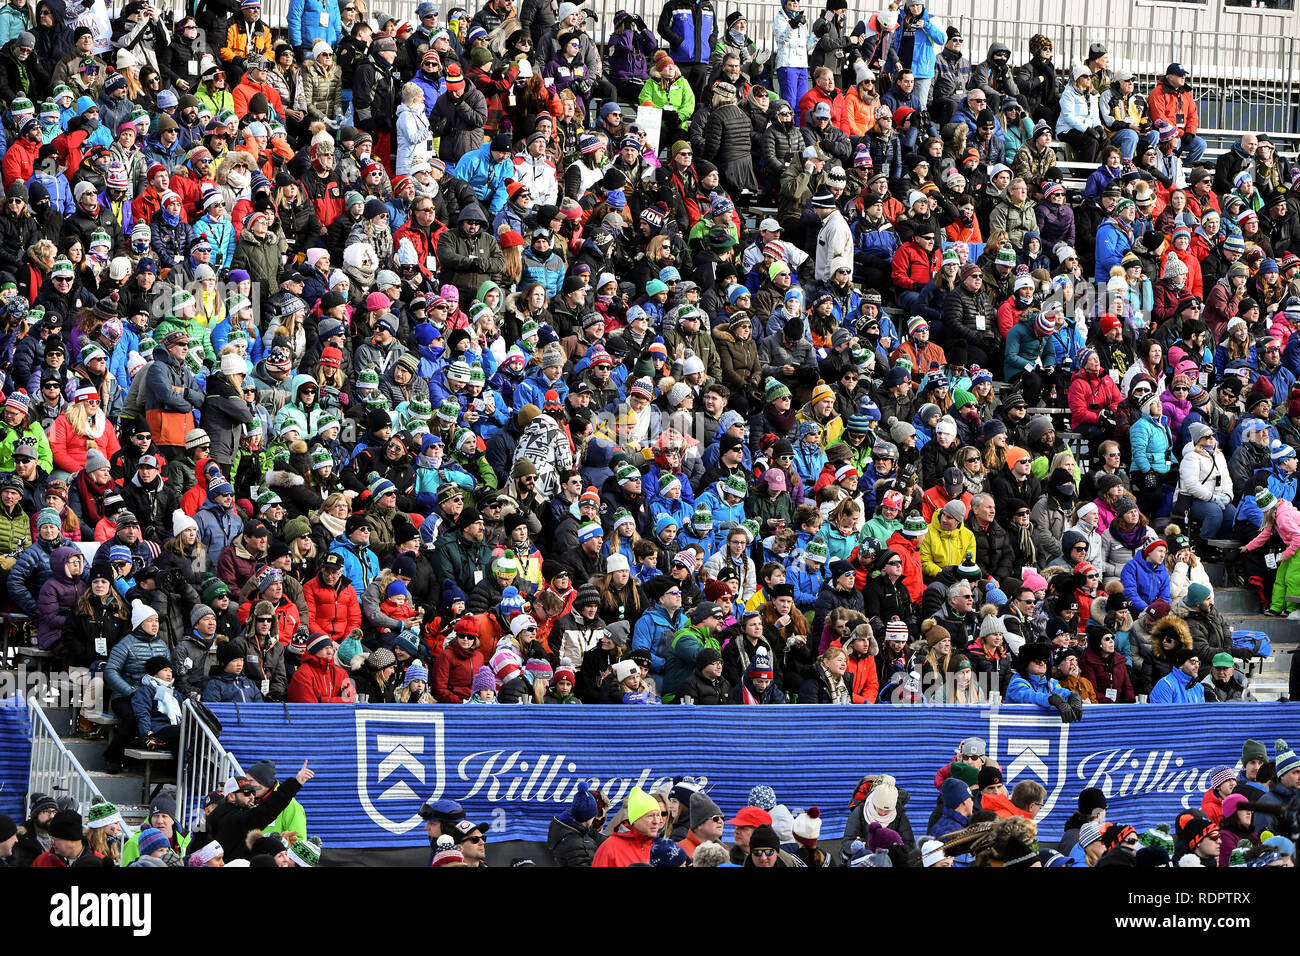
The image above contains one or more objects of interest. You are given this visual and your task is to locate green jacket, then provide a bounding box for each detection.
[662,324,721,383]
[231,231,284,293]
[637,76,696,123]
[266,795,308,842]
[119,827,192,866]
[430,531,491,596]
[154,314,217,367]
[663,624,721,700]
[0,420,53,474]
[0,502,31,557]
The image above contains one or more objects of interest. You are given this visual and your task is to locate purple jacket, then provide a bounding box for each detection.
[37,545,86,650]
[1037,201,1075,253]
[608,26,659,88]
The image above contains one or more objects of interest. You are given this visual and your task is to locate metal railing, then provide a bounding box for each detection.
[175,699,245,833]
[951,20,1300,134]
[26,699,105,816]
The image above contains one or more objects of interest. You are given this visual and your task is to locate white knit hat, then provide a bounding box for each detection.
[131,599,159,630]
[172,508,198,537]
[220,352,246,377]
[792,807,823,844]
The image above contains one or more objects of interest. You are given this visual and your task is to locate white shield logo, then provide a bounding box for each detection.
[355,709,446,834]
[986,709,1070,822]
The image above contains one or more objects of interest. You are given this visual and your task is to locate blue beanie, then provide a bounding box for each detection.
[414,322,437,346]
[395,629,421,658]
[649,837,689,867]
[137,827,170,856]
[441,578,466,612]
[392,554,417,578]
[984,586,1008,607]
[941,777,971,810]
[570,780,599,822]
[386,580,410,599]
[654,513,679,536]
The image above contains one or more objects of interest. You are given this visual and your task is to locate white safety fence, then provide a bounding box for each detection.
[26,698,105,817]
[175,699,245,833]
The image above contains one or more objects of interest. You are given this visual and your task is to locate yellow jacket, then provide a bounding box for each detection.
[221,18,274,65]
[918,512,977,580]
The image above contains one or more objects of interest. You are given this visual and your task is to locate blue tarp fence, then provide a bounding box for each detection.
[0,699,32,821]
[205,702,1299,848]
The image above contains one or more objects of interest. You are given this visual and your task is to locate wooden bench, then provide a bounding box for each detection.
[124,749,176,804]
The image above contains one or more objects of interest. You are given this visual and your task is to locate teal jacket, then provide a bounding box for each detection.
[1130,411,1173,475]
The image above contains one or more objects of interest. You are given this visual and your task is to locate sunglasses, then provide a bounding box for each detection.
[965,457,981,463]
[751,848,777,858]
[462,835,485,844]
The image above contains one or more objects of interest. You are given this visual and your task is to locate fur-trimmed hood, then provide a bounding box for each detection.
[266,469,305,489]
[1149,615,1192,660]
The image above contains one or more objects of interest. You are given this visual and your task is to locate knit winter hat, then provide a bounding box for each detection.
[1275,739,1300,778]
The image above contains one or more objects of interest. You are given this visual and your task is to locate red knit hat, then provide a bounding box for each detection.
[703,578,732,601]
[498,230,524,249]
[319,346,342,369]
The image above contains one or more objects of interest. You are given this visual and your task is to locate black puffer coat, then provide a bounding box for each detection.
[703,102,759,193]
[546,814,604,866]
[429,86,489,162]
[762,115,804,175]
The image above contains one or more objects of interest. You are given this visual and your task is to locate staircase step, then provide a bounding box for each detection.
[61,738,110,773]
[1218,614,1300,640]
[1203,563,1226,586]
[117,804,151,826]
[1214,587,1257,614]
[85,772,153,807]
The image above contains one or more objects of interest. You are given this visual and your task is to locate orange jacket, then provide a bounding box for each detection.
[844,649,879,704]
[221,18,274,65]
[1147,80,1198,136]
[468,609,506,662]
[982,791,1034,819]
[843,88,876,138]
[233,77,286,121]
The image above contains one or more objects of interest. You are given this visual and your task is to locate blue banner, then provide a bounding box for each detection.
[206,702,1297,849]
[0,699,32,821]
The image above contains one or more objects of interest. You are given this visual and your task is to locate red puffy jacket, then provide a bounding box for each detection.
[592,824,655,867]
[891,240,940,292]
[302,575,362,641]
[431,640,484,703]
[287,652,355,702]
[1067,368,1122,428]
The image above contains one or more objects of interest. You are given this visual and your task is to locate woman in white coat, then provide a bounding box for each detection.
[1163,527,1213,609]
[396,82,434,175]
[1176,421,1235,539]
[1068,500,1105,570]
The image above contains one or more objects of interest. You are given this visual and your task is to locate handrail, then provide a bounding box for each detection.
[26,699,104,816]
[175,700,245,833]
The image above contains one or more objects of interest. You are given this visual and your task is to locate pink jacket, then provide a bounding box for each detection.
[1244,499,1300,558]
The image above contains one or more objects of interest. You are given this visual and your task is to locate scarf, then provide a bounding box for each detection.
[1109,518,1148,550]
[316,510,346,538]
[76,468,113,526]
[142,674,181,725]
[1012,521,1036,564]
[765,402,796,434]
[162,208,181,228]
